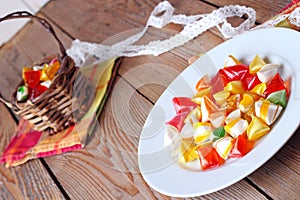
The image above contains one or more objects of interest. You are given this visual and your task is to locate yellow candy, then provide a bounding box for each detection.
[42,61,60,81]
[225,118,248,138]
[239,93,254,113]
[249,55,266,74]
[224,81,245,95]
[224,55,241,67]
[191,87,211,104]
[184,106,201,125]
[224,94,241,114]
[193,122,213,144]
[213,91,230,106]
[250,83,266,96]
[213,136,234,160]
[242,106,255,123]
[255,99,283,125]
[225,109,241,124]
[22,66,31,80]
[247,116,270,141]
[178,138,198,163]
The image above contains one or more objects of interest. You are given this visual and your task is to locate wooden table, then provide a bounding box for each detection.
[0,0,299,199]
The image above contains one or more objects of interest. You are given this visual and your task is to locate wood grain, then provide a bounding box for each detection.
[0,0,299,199]
[248,129,300,199]
[0,104,65,199]
[204,0,291,23]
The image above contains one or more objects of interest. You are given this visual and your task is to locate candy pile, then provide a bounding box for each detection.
[164,55,289,171]
[16,58,60,102]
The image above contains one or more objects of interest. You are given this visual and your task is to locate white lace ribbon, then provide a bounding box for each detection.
[67,1,257,66]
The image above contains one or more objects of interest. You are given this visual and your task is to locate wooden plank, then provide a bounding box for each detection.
[0,104,65,199]
[248,128,300,199]
[203,0,291,24]
[44,77,267,199]
[40,0,229,43]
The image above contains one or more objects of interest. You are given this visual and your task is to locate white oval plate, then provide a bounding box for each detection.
[138,28,300,197]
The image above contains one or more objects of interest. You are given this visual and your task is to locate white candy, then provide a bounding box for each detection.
[257,63,279,83]
[193,122,213,144]
[225,118,248,138]
[255,100,283,125]
[16,86,29,101]
[225,109,241,124]
[213,136,234,160]
[33,65,44,71]
[41,80,52,88]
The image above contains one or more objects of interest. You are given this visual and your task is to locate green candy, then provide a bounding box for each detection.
[266,89,287,107]
[213,126,225,138]
[17,85,29,102]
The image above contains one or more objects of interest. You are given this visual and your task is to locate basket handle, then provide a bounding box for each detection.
[0,11,67,108]
[0,11,66,57]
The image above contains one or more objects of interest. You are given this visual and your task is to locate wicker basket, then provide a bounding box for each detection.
[0,11,95,134]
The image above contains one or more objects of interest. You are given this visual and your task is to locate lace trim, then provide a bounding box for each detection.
[66,1,300,66]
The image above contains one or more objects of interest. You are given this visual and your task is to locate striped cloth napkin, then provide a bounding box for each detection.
[0,57,120,167]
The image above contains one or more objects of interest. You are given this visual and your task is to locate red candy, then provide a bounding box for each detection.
[30,84,48,99]
[172,97,198,114]
[24,70,41,89]
[229,134,254,158]
[219,64,249,83]
[198,146,225,171]
[264,73,288,97]
[166,111,190,132]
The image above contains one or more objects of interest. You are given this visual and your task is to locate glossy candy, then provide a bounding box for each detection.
[264,73,288,97]
[213,136,234,160]
[30,84,48,99]
[224,81,245,95]
[24,70,41,89]
[200,95,219,122]
[239,93,254,113]
[266,89,287,107]
[193,122,213,143]
[243,73,261,90]
[224,118,248,138]
[198,145,225,170]
[225,109,241,124]
[195,74,210,92]
[166,111,190,132]
[172,97,198,114]
[257,63,279,83]
[219,65,249,83]
[255,99,282,125]
[179,138,198,164]
[213,90,230,106]
[184,106,201,125]
[17,86,29,101]
[249,55,266,74]
[247,116,270,141]
[250,82,266,96]
[229,134,254,158]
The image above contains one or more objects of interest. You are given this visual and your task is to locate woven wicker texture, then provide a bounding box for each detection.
[0,12,95,134]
